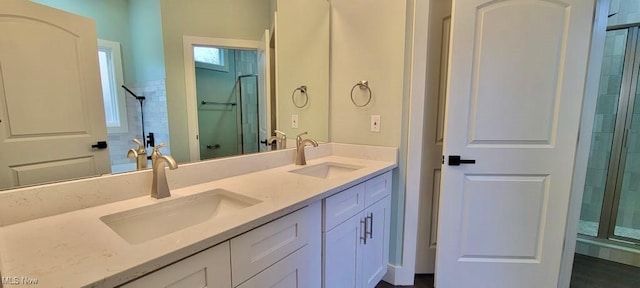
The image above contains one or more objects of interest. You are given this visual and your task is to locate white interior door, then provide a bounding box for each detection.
[0,0,110,189]
[436,0,595,287]
[258,29,272,152]
[415,0,452,274]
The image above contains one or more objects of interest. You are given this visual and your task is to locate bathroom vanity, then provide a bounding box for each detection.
[0,143,396,288]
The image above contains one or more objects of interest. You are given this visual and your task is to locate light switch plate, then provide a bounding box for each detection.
[292,114,299,128]
[371,115,381,132]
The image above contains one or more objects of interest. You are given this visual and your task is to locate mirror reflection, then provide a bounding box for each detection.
[0,0,329,190]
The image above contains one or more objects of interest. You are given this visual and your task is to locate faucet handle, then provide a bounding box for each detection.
[151,143,167,160]
[132,138,146,153]
[296,132,308,139]
[132,138,143,147]
[275,130,286,137]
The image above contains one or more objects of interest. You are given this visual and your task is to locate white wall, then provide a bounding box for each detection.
[330,0,409,265]
[276,0,330,142]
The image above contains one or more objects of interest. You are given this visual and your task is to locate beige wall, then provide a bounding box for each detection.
[276,0,330,141]
[330,0,409,265]
[160,0,270,162]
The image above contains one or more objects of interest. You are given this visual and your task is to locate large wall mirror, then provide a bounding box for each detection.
[0,0,329,190]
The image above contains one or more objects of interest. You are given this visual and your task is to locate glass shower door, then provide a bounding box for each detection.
[238,75,259,154]
[613,69,640,241]
[578,29,629,237]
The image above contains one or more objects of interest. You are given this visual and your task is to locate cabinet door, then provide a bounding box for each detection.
[324,213,363,288]
[361,197,390,288]
[120,242,231,288]
[236,246,310,288]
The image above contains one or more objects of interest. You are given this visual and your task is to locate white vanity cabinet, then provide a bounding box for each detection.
[119,203,321,288]
[119,242,232,288]
[323,171,392,288]
[231,203,321,288]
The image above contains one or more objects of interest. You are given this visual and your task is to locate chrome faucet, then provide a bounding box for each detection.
[267,136,279,150]
[150,144,178,199]
[295,132,318,165]
[275,130,287,149]
[267,130,287,150]
[126,139,147,170]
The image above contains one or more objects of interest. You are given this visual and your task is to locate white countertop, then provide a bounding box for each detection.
[0,145,396,287]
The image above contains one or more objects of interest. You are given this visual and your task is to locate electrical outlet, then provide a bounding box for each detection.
[371,115,381,132]
[291,114,299,128]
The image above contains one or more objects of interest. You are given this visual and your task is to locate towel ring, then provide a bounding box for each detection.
[292,85,309,108]
[350,80,372,107]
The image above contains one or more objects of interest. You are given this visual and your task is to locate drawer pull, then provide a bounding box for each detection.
[360,218,367,245]
[367,213,373,239]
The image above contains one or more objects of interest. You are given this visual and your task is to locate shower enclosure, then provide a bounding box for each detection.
[579,24,640,243]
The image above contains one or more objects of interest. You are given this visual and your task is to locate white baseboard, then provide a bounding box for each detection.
[382,264,416,286]
[382,264,399,284]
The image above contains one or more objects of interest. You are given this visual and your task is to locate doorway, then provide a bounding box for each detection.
[193,47,260,160]
[183,36,270,162]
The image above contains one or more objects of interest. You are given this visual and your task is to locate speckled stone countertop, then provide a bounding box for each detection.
[0,143,397,287]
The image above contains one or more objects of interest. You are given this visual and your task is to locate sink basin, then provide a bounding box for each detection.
[100,189,261,244]
[289,162,364,179]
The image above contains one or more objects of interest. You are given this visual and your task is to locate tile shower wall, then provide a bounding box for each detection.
[107,80,170,168]
[235,50,259,154]
[615,86,640,235]
[134,79,171,155]
[108,91,142,167]
[579,30,627,234]
[609,0,640,27]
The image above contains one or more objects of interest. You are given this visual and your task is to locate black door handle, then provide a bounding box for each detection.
[91,141,108,149]
[448,155,475,166]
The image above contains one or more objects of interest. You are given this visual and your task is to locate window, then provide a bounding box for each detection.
[98,39,128,133]
[194,46,229,72]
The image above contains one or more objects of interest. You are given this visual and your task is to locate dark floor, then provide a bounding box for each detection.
[570,254,640,288]
[375,254,640,288]
[376,274,434,288]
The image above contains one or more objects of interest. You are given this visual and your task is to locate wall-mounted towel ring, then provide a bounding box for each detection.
[351,80,372,107]
[292,85,309,108]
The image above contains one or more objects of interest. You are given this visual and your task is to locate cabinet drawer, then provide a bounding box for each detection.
[119,241,231,288]
[230,207,310,286]
[236,245,310,288]
[323,183,365,231]
[364,172,392,207]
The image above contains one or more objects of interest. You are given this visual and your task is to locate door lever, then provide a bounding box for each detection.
[91,141,108,149]
[448,155,475,166]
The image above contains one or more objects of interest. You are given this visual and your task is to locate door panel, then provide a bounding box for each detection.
[436,0,595,287]
[0,1,110,189]
[361,197,390,288]
[416,0,451,273]
[468,1,569,145]
[459,175,547,260]
[324,214,362,288]
[258,29,271,152]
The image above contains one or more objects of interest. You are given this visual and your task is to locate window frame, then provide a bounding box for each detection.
[98,39,128,134]
[194,46,229,72]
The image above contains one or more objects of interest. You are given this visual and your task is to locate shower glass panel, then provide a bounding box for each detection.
[614,75,640,241]
[578,29,629,237]
[239,75,259,154]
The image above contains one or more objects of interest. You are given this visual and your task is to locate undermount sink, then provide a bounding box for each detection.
[100,189,261,244]
[289,162,364,179]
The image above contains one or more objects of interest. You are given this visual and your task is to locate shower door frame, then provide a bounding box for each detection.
[585,25,640,245]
